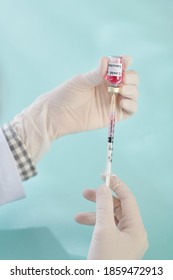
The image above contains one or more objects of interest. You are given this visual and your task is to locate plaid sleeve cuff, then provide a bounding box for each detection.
[1,123,37,181]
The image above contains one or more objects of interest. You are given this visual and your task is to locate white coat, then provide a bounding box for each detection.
[0,128,25,205]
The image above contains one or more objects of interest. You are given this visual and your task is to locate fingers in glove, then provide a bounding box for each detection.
[75,186,119,225]
[82,188,122,225]
[110,176,136,208]
[110,175,148,244]
[81,186,115,227]
[81,57,108,87]
[83,189,96,202]
[123,56,133,69]
[110,175,145,228]
[123,70,139,85]
[102,174,139,216]
[120,99,138,114]
[75,212,96,225]
[120,84,139,100]
[83,189,122,224]
[95,185,118,228]
[96,56,109,79]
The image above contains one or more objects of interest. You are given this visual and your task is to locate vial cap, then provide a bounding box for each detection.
[108,86,120,94]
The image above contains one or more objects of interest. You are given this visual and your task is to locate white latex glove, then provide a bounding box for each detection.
[12,56,139,162]
[75,175,148,260]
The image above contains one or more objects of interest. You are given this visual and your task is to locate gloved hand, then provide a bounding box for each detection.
[12,56,139,162]
[75,175,148,260]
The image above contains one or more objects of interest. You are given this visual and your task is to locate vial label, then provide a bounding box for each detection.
[107,62,122,77]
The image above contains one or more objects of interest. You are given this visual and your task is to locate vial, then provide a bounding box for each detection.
[105,56,124,93]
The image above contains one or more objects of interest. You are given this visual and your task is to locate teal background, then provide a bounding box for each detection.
[0,0,173,260]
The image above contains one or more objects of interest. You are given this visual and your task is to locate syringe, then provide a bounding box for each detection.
[105,56,124,187]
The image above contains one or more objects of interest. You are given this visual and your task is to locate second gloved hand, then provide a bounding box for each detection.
[12,56,139,162]
[75,175,148,260]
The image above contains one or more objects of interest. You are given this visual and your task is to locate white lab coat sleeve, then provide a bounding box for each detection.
[0,127,25,205]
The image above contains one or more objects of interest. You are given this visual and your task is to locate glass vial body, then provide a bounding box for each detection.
[105,56,124,93]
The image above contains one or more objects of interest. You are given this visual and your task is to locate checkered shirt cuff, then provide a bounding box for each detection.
[1,123,37,181]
